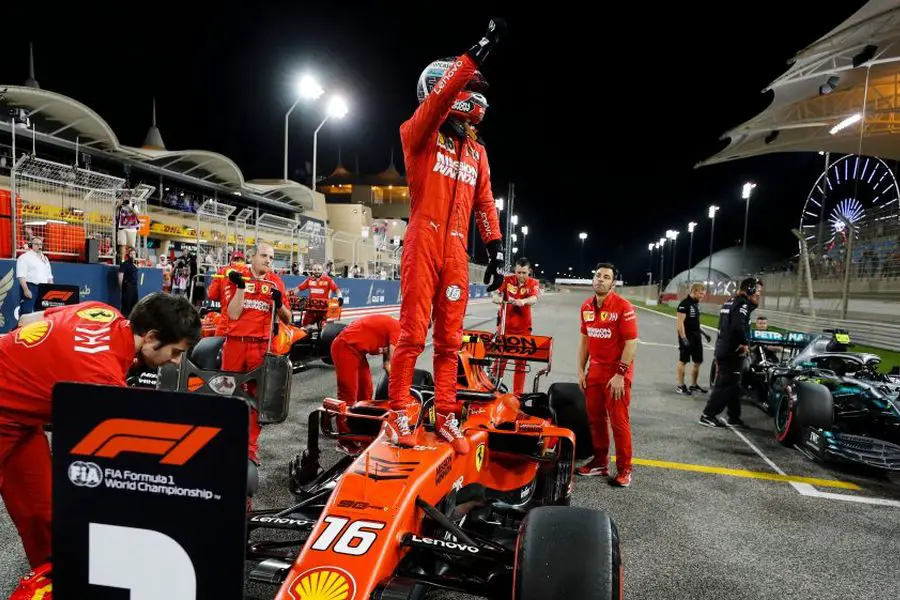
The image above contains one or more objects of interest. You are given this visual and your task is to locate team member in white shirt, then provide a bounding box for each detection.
[16,237,53,315]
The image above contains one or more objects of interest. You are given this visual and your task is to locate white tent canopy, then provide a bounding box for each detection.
[698,1,900,166]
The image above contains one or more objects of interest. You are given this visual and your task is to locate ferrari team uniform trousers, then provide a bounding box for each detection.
[331,337,374,405]
[585,367,634,474]
[497,325,530,395]
[0,417,51,568]
[389,232,472,416]
[222,337,267,463]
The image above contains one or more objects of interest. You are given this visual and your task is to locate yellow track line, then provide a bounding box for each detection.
[610,455,862,490]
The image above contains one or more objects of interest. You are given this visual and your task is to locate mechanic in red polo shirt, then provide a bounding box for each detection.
[296,263,343,329]
[576,262,638,487]
[492,257,540,394]
[331,314,401,405]
[221,243,290,464]
[0,294,201,568]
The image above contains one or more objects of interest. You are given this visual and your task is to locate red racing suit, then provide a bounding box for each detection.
[0,302,134,568]
[207,263,244,336]
[221,266,287,463]
[580,292,638,473]
[331,314,401,404]
[389,53,502,416]
[297,274,339,327]
[497,275,540,394]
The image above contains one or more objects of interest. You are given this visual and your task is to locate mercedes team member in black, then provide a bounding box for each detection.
[698,277,761,428]
[675,283,711,395]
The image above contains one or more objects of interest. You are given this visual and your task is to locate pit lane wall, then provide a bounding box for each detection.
[0,260,490,333]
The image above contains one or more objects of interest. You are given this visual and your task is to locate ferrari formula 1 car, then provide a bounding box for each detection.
[245,329,619,599]
[739,328,900,471]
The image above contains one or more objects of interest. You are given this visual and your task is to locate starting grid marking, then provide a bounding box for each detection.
[624,456,861,490]
[632,303,900,509]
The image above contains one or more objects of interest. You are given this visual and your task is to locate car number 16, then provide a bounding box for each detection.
[310,516,386,556]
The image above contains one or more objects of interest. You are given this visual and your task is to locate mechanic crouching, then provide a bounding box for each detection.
[221,243,291,464]
[0,294,200,568]
[332,314,401,405]
[699,277,761,429]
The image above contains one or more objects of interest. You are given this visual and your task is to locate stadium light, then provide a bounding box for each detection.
[284,74,325,181]
[511,214,519,226]
[297,74,324,100]
[495,197,504,211]
[312,95,351,195]
[741,182,757,274]
[521,226,529,236]
[687,222,698,281]
[327,96,349,119]
[707,205,719,282]
[830,113,861,135]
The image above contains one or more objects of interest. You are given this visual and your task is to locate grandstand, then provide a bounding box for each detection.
[0,45,419,277]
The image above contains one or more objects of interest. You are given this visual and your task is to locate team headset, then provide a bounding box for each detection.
[739,277,760,296]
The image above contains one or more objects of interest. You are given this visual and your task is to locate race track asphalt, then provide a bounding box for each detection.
[1,291,898,599]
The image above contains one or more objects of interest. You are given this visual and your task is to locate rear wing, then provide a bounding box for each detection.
[461,330,553,363]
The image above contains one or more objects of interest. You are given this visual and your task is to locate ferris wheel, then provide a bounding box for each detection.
[799,155,900,252]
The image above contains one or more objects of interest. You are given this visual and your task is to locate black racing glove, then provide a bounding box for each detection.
[701,330,712,343]
[337,296,344,307]
[483,239,504,292]
[228,270,245,289]
[271,289,283,310]
[467,17,507,66]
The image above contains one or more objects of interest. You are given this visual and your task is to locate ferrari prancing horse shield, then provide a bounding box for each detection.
[475,443,485,472]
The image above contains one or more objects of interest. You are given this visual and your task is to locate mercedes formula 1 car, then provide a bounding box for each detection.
[245,329,619,599]
[740,328,900,471]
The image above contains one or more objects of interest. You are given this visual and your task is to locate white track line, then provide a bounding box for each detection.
[638,304,900,508]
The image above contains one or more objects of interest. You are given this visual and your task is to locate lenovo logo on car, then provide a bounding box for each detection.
[410,534,479,554]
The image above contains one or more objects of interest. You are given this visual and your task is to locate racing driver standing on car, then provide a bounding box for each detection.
[297,262,343,329]
[576,263,639,487]
[0,293,201,569]
[492,257,540,395]
[386,18,506,454]
[222,243,291,464]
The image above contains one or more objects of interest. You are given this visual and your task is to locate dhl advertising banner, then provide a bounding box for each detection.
[0,260,163,333]
[51,383,249,599]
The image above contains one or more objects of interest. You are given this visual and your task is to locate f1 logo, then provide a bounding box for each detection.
[43,290,75,301]
[70,418,221,465]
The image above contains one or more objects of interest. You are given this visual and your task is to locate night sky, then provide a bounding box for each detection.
[1,1,870,281]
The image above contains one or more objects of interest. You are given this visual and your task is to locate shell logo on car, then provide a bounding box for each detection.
[287,566,356,600]
[15,320,53,348]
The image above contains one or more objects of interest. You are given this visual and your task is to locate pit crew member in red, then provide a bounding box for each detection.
[576,263,638,487]
[387,18,507,455]
[222,243,291,463]
[0,294,200,569]
[207,249,246,336]
[492,257,540,394]
[331,314,401,405]
[296,262,343,328]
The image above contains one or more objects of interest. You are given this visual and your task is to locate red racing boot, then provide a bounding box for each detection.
[385,405,420,448]
[436,412,470,455]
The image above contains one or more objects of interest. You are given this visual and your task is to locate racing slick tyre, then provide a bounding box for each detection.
[318,322,347,365]
[548,383,593,460]
[373,368,436,401]
[191,335,225,370]
[514,506,622,600]
[775,380,833,446]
